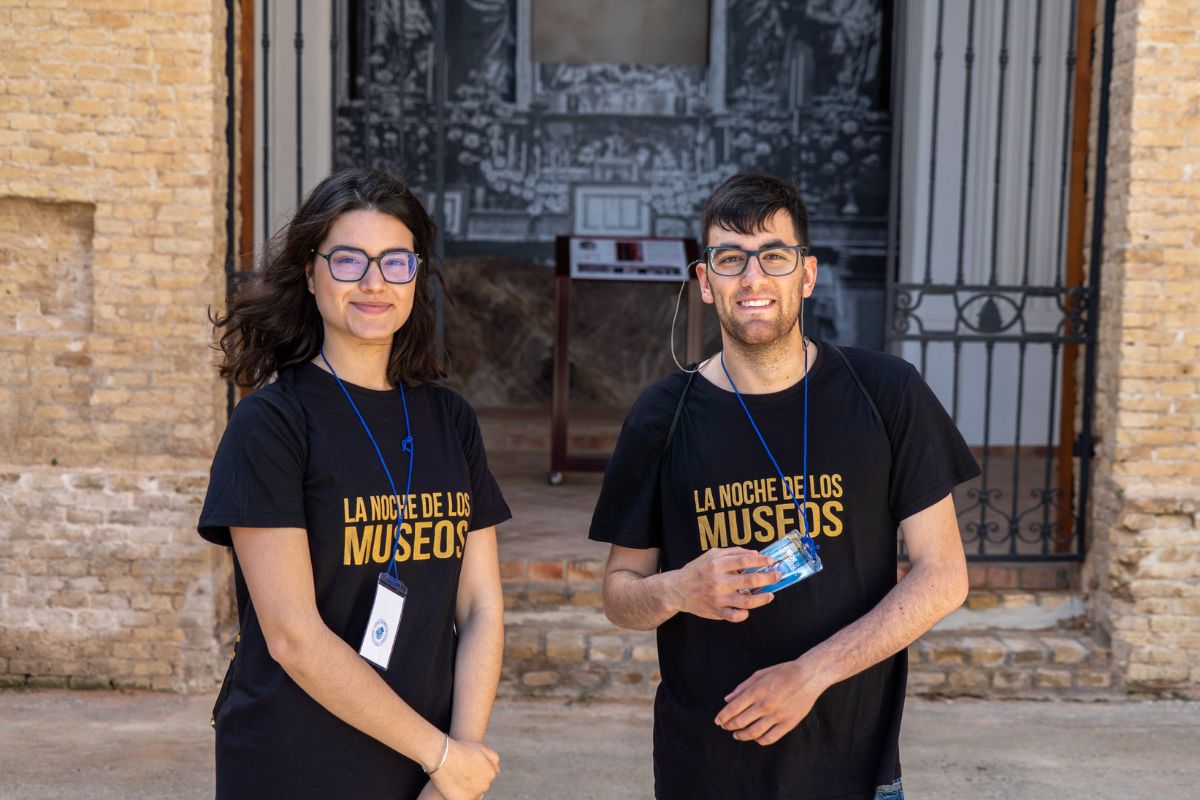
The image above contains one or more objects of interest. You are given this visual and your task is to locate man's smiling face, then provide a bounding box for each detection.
[698,208,817,349]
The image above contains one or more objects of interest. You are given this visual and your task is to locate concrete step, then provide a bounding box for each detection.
[962,561,1081,591]
[935,589,1084,631]
[501,606,1112,702]
[500,607,658,701]
[501,558,606,611]
[909,628,1113,698]
[499,567,1112,701]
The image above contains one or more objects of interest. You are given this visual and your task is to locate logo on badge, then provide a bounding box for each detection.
[371,619,389,646]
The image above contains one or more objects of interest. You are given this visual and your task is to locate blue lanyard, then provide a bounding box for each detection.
[719,343,817,553]
[320,349,414,581]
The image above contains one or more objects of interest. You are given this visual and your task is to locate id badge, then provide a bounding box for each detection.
[359,573,408,671]
[739,529,823,595]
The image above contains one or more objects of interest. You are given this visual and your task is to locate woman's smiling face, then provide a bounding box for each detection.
[307,209,419,350]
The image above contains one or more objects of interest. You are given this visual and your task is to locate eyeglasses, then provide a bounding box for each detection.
[703,245,808,277]
[312,246,421,284]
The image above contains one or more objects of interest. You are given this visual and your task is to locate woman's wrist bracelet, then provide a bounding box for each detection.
[424,733,450,776]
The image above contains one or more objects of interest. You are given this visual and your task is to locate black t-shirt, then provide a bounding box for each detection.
[589,344,979,800]
[198,362,510,800]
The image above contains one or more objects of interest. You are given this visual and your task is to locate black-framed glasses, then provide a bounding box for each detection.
[704,245,808,277]
[313,246,422,284]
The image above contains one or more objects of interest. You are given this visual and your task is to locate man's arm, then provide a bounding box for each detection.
[715,493,969,745]
[601,544,781,630]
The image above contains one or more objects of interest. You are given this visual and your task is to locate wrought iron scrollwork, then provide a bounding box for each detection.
[886,0,1091,564]
[887,284,1090,344]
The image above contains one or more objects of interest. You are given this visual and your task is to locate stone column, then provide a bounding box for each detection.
[1085,0,1200,696]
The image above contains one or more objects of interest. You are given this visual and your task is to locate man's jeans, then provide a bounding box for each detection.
[874,779,904,799]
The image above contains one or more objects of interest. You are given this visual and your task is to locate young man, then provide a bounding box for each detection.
[589,173,979,800]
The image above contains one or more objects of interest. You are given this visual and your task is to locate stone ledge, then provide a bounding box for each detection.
[502,558,606,611]
[909,629,1114,699]
[501,606,1117,701]
[936,591,1085,631]
[962,562,1080,591]
[500,607,658,700]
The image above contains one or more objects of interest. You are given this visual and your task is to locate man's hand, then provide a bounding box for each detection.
[428,738,500,800]
[602,545,781,630]
[669,547,780,622]
[712,494,970,748]
[714,659,826,746]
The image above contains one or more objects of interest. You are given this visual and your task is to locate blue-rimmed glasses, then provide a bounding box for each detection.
[704,244,808,277]
[313,246,421,284]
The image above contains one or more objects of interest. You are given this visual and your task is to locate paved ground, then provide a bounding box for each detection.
[0,690,1196,799]
[488,448,611,564]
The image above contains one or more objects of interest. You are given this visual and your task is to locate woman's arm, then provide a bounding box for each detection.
[232,526,499,800]
[416,526,504,800]
[448,526,504,743]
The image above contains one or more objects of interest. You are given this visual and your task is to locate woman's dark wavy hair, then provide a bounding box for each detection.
[213,167,447,389]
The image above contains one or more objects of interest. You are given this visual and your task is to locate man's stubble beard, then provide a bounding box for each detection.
[715,299,804,354]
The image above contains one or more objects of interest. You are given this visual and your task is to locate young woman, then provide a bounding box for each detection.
[199,167,508,800]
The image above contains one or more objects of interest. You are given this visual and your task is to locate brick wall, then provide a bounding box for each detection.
[0,1,230,690]
[1085,0,1200,696]
[0,468,229,690]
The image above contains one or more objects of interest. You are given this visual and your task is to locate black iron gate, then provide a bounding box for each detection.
[885,0,1106,562]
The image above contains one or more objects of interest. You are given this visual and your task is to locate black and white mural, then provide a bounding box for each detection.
[334,0,891,403]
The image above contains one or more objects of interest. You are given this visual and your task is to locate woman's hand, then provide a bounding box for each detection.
[428,737,500,800]
[415,782,444,800]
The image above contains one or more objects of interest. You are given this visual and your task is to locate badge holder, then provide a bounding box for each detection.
[739,529,823,595]
[359,572,408,670]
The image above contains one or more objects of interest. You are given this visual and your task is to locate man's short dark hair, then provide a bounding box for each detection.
[701,173,810,248]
